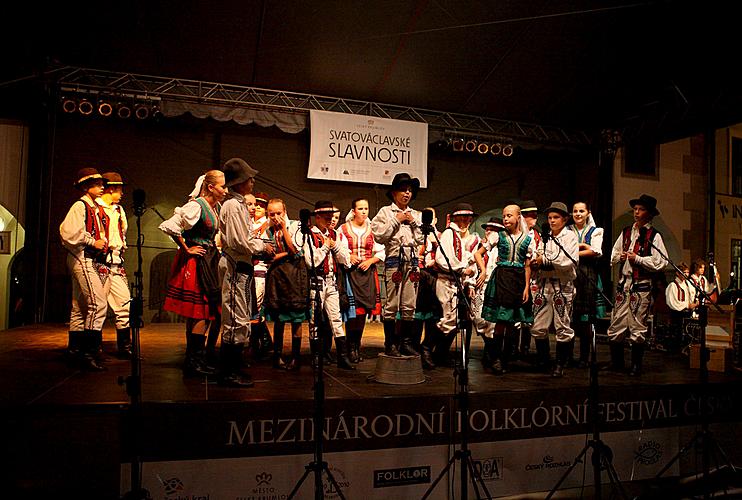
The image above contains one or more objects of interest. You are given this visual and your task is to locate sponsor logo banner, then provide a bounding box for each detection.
[373,466,431,488]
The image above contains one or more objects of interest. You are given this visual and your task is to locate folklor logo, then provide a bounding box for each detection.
[525,455,572,472]
[635,440,663,465]
[323,466,351,499]
[373,466,431,488]
[473,457,504,481]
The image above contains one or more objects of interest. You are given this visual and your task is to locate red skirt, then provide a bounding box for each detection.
[163,249,214,320]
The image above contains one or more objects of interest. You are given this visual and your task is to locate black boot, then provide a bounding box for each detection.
[66,330,83,363]
[603,342,625,372]
[184,334,217,376]
[287,336,302,371]
[116,327,132,359]
[335,336,356,370]
[383,320,400,356]
[519,324,532,356]
[489,336,505,375]
[347,328,360,363]
[80,330,106,371]
[433,328,456,367]
[577,323,590,368]
[218,343,254,387]
[420,325,437,370]
[322,331,336,364]
[534,338,551,373]
[629,343,645,376]
[552,341,573,378]
[273,325,286,369]
[260,321,274,359]
[399,320,420,356]
[502,330,515,372]
[481,336,493,369]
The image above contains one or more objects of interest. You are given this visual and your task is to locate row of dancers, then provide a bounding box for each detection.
[61,161,690,385]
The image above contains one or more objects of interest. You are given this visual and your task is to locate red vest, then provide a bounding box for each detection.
[622,225,658,279]
[311,227,338,275]
[340,222,375,260]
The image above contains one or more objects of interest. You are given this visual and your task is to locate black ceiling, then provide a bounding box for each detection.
[3,0,740,142]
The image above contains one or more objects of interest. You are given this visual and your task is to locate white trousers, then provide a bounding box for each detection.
[607,277,651,344]
[531,279,575,342]
[67,254,110,332]
[219,256,253,345]
[471,280,495,338]
[309,276,345,339]
[383,263,418,321]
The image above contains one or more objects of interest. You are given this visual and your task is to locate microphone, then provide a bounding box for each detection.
[299,208,312,235]
[421,208,434,235]
[132,189,146,216]
[540,221,550,245]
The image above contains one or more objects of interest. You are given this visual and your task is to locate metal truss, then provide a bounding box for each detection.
[53,66,593,148]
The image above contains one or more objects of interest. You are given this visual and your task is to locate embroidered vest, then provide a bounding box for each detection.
[622,225,658,279]
[341,222,375,260]
[182,197,219,247]
[311,227,338,275]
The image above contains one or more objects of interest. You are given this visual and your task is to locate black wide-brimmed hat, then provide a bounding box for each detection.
[74,168,103,187]
[386,172,420,201]
[481,217,504,230]
[313,200,341,215]
[451,202,477,217]
[102,172,125,186]
[223,157,259,187]
[629,194,660,216]
[544,201,569,217]
[520,199,538,214]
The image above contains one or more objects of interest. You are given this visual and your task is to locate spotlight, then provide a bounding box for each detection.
[61,96,77,114]
[98,100,113,117]
[117,102,132,119]
[490,143,502,156]
[134,103,150,120]
[477,142,489,154]
[151,104,162,120]
[465,139,477,153]
[452,138,465,152]
[502,144,514,157]
[78,98,94,115]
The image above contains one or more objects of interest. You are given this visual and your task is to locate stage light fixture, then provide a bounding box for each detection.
[465,139,478,153]
[117,102,132,119]
[78,98,94,116]
[134,103,150,120]
[452,137,464,152]
[490,143,502,156]
[151,104,162,120]
[502,143,514,157]
[477,142,489,154]
[98,100,113,117]
[61,96,77,114]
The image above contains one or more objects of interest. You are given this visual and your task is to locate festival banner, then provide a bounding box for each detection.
[308,110,428,187]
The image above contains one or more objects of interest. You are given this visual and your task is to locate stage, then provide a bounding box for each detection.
[2,322,742,499]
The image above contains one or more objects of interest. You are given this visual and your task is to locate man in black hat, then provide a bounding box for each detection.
[217,158,273,386]
[605,194,667,376]
[371,173,425,356]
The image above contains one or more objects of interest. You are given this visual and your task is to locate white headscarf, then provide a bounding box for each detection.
[188,174,206,200]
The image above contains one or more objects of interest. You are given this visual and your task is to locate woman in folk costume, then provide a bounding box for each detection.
[472,217,504,370]
[159,170,227,376]
[474,204,535,374]
[530,202,580,378]
[566,201,605,367]
[264,198,309,371]
[340,198,384,363]
[60,168,108,371]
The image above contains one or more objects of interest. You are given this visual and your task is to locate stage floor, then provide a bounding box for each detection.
[1,322,739,406]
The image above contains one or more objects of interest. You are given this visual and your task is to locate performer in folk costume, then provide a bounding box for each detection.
[433,203,479,359]
[340,198,384,363]
[294,200,355,369]
[689,258,720,307]
[216,159,272,387]
[159,170,227,376]
[472,217,503,369]
[61,168,108,371]
[371,173,425,356]
[566,201,606,367]
[475,203,535,374]
[264,198,309,371]
[250,191,274,358]
[518,200,540,358]
[416,208,446,369]
[665,262,697,352]
[606,194,667,376]
[530,202,580,377]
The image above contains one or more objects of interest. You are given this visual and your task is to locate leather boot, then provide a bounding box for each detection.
[519,323,532,356]
[420,325,437,370]
[383,320,400,356]
[433,328,456,367]
[629,343,645,377]
[481,336,493,369]
[489,335,505,375]
[260,321,274,359]
[218,343,254,387]
[355,328,365,362]
[272,325,286,369]
[80,330,106,371]
[184,334,217,376]
[346,328,360,363]
[287,336,302,371]
[534,338,551,373]
[603,342,625,372]
[335,336,356,370]
[116,327,132,359]
[399,320,420,356]
[66,330,83,363]
[552,341,573,378]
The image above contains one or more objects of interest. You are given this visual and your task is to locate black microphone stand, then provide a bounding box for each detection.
[647,240,738,499]
[543,228,628,500]
[288,218,346,500]
[121,195,152,500]
[421,223,492,500]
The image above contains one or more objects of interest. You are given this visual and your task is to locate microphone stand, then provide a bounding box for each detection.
[288,220,346,500]
[647,240,738,499]
[121,200,152,500]
[544,230,628,500]
[421,223,492,500]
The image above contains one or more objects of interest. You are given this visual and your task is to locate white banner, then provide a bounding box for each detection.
[308,110,428,187]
